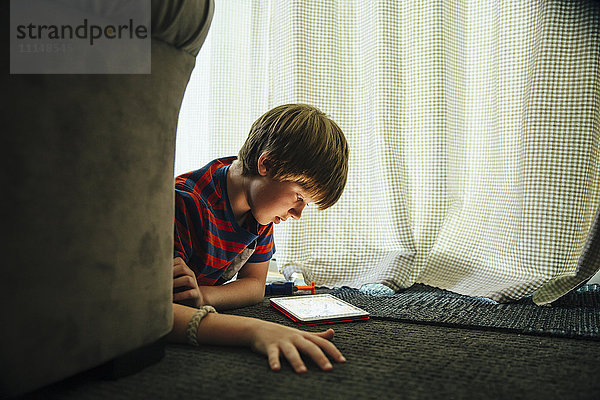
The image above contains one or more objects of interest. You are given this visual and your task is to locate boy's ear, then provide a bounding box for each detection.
[257,152,271,176]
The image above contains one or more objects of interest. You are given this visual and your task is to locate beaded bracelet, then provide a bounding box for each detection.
[185,305,217,346]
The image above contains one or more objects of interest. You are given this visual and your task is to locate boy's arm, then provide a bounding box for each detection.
[199,261,269,310]
[167,303,346,373]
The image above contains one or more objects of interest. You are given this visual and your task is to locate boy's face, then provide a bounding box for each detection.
[248,177,312,226]
[247,152,314,226]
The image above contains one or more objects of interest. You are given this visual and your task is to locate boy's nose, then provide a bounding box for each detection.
[289,203,306,219]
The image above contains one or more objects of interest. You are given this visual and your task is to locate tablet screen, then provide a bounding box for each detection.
[270,294,370,323]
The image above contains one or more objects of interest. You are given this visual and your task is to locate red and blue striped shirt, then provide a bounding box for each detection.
[174,157,275,285]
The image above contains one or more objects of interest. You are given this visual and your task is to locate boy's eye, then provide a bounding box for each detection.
[297,195,304,203]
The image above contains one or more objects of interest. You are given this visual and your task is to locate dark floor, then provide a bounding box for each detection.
[21,298,600,400]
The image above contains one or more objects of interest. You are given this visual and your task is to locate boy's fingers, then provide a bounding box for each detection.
[305,333,346,363]
[313,328,335,340]
[173,264,194,278]
[280,343,308,373]
[173,264,184,277]
[266,347,281,371]
[295,340,333,371]
[173,275,197,289]
[173,288,199,302]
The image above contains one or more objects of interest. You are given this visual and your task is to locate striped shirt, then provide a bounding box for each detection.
[174,157,275,285]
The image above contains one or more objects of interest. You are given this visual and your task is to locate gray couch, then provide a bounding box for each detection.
[1,0,213,396]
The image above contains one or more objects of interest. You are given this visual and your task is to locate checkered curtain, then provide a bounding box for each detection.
[175,0,600,304]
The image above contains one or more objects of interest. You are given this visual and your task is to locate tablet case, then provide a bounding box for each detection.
[270,294,370,325]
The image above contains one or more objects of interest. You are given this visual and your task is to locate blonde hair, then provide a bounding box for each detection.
[238,104,349,210]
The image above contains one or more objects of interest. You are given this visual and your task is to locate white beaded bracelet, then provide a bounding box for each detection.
[185,305,217,346]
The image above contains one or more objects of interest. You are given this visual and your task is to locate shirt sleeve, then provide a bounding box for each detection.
[173,188,200,262]
[247,223,275,263]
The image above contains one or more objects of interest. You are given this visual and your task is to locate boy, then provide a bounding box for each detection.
[168,104,350,373]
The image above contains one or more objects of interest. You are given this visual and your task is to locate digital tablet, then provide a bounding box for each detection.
[270,294,370,325]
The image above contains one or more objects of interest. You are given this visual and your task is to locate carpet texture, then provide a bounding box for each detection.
[20,288,600,400]
[329,284,600,340]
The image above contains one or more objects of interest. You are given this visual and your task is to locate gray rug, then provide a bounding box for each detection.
[329,284,600,340]
[22,296,600,400]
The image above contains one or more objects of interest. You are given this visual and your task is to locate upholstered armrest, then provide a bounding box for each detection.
[152,0,214,56]
[1,0,213,397]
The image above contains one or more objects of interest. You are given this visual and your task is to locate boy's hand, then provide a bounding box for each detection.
[173,257,204,308]
[249,323,346,373]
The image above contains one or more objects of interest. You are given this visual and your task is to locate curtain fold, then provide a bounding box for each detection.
[175,0,600,303]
